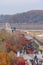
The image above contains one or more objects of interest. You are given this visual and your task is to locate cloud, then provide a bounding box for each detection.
[0,0,43,14]
[0,0,42,6]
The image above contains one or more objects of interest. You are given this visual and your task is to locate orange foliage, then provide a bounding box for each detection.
[0,52,10,65]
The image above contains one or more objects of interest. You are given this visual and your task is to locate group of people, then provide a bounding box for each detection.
[32,55,43,65]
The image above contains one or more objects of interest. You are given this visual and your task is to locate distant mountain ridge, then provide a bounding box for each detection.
[0,10,43,24]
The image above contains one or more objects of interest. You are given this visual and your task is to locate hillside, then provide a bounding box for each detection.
[0,10,43,24]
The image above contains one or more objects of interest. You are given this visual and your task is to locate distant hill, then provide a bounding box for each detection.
[0,10,43,24]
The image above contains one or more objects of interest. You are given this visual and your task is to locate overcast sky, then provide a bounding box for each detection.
[0,0,43,14]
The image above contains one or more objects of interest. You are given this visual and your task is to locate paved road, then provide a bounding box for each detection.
[33,37,43,45]
[24,33,40,45]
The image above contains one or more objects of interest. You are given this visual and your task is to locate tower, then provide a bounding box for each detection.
[5,23,12,33]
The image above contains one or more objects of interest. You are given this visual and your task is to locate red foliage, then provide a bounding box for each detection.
[13,57,26,65]
[15,36,32,49]
[5,36,32,53]
[5,42,18,53]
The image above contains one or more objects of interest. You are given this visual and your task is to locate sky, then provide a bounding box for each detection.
[0,0,43,14]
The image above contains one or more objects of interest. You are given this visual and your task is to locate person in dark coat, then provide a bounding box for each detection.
[33,55,38,65]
